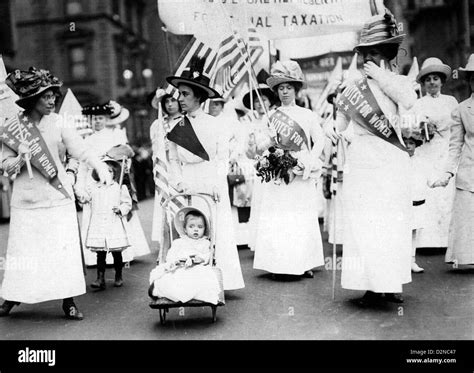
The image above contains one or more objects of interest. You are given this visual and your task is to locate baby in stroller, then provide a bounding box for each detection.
[149,207,221,305]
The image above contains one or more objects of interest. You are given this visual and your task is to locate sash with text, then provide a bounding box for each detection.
[336,78,407,153]
[0,113,71,198]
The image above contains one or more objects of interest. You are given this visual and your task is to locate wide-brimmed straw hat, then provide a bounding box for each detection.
[459,53,474,75]
[173,206,210,238]
[416,57,452,83]
[166,56,221,99]
[266,60,306,90]
[242,83,277,109]
[354,10,405,51]
[6,67,63,105]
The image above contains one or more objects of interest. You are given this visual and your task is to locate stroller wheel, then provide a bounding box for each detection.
[159,309,167,325]
[211,306,217,323]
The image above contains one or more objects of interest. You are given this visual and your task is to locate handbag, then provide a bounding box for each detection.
[227,173,246,187]
[227,162,246,187]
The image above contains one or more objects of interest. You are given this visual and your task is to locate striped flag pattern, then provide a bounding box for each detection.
[209,28,264,99]
[152,116,185,214]
[164,37,217,99]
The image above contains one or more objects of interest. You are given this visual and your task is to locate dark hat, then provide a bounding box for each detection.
[166,56,221,99]
[82,102,113,116]
[82,100,129,125]
[242,83,277,109]
[6,67,62,105]
[354,10,405,51]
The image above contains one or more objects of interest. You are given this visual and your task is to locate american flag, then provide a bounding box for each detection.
[164,37,217,99]
[209,28,264,99]
[152,111,185,214]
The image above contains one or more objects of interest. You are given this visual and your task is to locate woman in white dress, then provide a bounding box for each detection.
[336,12,417,306]
[0,67,111,319]
[252,60,325,278]
[150,91,182,248]
[431,54,474,266]
[165,57,245,291]
[411,57,458,248]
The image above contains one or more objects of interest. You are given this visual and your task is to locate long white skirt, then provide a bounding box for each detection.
[341,136,412,293]
[445,188,474,265]
[1,203,86,303]
[253,177,325,275]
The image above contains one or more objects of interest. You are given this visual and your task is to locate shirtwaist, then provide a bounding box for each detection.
[1,113,95,303]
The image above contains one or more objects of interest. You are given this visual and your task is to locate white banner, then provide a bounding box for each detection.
[157,0,384,40]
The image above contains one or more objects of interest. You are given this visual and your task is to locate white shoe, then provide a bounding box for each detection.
[411,262,424,273]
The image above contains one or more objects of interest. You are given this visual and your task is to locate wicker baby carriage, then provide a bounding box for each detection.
[149,193,225,325]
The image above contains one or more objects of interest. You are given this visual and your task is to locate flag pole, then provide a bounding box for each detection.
[331,138,339,300]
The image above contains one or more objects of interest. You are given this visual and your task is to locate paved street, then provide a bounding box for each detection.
[0,198,472,340]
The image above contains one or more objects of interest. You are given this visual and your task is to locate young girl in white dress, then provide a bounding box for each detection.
[82,159,132,289]
[149,209,221,304]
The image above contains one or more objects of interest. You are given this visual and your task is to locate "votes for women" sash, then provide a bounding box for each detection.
[269,109,309,152]
[0,113,71,199]
[336,78,407,153]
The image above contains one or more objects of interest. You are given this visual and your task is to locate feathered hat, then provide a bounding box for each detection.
[266,60,306,90]
[82,100,129,125]
[166,56,221,99]
[354,9,405,51]
[6,67,63,105]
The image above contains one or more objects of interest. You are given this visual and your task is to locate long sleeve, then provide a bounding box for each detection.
[376,71,417,111]
[444,105,465,175]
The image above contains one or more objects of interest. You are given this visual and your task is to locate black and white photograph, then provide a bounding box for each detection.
[0,0,472,370]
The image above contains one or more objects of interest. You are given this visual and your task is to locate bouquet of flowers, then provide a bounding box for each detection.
[255,146,299,185]
[402,115,437,143]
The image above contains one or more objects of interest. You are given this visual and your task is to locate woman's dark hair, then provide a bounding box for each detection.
[421,72,446,85]
[160,94,182,115]
[359,44,399,61]
[179,83,208,104]
[18,87,62,112]
[273,81,303,95]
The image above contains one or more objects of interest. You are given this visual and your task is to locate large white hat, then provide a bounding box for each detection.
[459,53,474,74]
[416,57,452,83]
[106,100,130,125]
[266,60,306,90]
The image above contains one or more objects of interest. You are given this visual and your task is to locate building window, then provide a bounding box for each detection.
[69,45,87,80]
[66,0,82,15]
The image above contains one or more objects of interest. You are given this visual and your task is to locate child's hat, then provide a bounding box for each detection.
[174,206,210,238]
